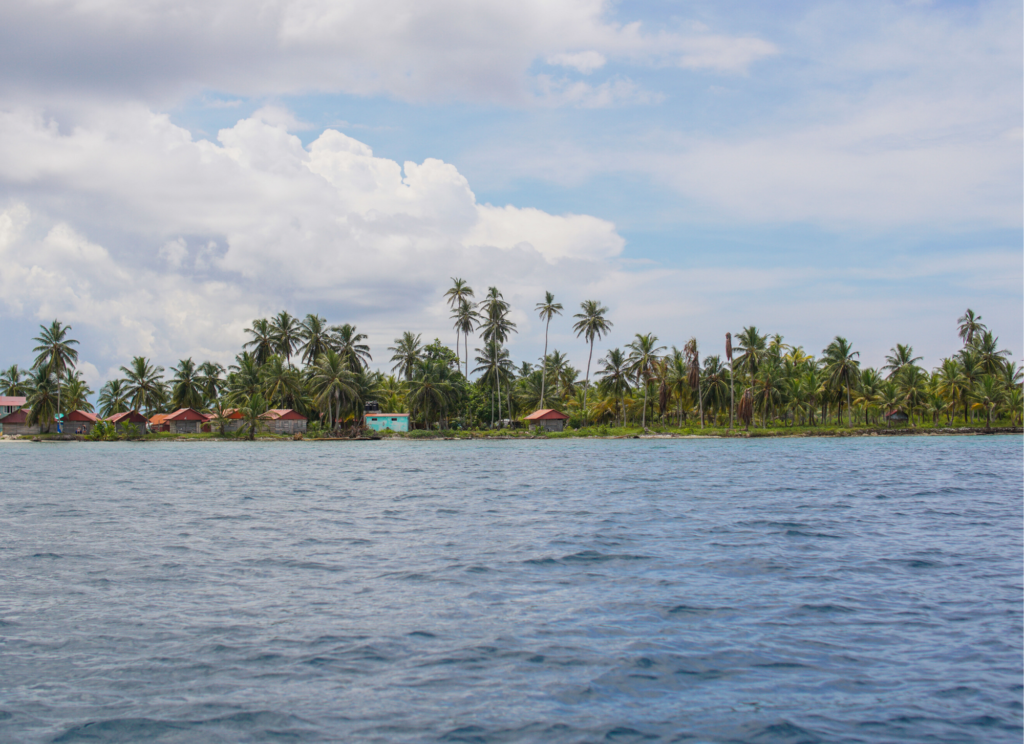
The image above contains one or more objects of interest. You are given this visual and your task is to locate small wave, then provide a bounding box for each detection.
[30,552,63,559]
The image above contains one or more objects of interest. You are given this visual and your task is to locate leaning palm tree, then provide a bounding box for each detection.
[626,333,666,429]
[331,323,372,372]
[32,319,79,429]
[821,336,860,427]
[271,311,302,368]
[444,278,475,356]
[27,367,59,433]
[1,364,28,396]
[572,300,612,426]
[311,350,359,429]
[120,356,166,415]
[389,332,424,380]
[243,318,275,366]
[535,292,563,408]
[170,358,205,410]
[957,309,986,346]
[98,379,130,417]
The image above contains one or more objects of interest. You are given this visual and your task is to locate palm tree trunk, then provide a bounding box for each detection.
[541,320,550,407]
[582,338,594,427]
[729,369,734,430]
[697,378,703,429]
[641,381,648,429]
[846,380,852,427]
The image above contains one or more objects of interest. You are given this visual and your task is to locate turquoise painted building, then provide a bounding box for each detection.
[365,413,410,432]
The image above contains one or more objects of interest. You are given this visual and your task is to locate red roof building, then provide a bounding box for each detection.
[163,408,211,434]
[106,410,150,434]
[524,408,570,432]
[259,409,308,434]
[66,410,99,434]
[0,408,40,436]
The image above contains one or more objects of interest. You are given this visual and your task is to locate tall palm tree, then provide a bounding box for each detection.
[822,336,860,427]
[239,391,268,441]
[598,348,632,427]
[407,359,457,429]
[970,330,1011,375]
[331,323,372,372]
[299,314,332,367]
[227,352,263,404]
[32,319,79,429]
[243,318,275,366]
[62,375,94,414]
[170,358,204,410]
[957,349,983,423]
[389,332,424,380]
[626,333,665,429]
[875,381,902,429]
[701,355,730,426]
[934,358,967,425]
[473,341,514,427]
[480,287,518,423]
[260,356,303,407]
[898,365,929,427]
[733,326,767,382]
[197,361,225,405]
[970,375,1006,429]
[957,309,986,346]
[725,333,735,429]
[684,338,703,428]
[666,348,691,427]
[311,350,359,428]
[535,292,563,409]
[120,356,166,415]
[27,367,59,433]
[882,344,922,380]
[452,299,479,379]
[1,364,28,396]
[444,278,474,358]
[98,379,130,417]
[271,311,302,368]
[572,300,612,426]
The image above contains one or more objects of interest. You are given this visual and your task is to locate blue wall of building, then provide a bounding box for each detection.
[365,414,409,432]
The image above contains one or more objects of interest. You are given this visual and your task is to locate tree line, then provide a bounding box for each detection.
[2,294,1020,433]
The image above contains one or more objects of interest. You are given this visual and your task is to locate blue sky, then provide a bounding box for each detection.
[0,0,1019,386]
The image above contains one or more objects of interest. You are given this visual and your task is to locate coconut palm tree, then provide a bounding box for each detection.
[1,364,28,396]
[311,350,359,429]
[197,361,225,405]
[452,299,480,379]
[389,332,424,380]
[822,336,860,427]
[598,348,631,427]
[855,368,884,425]
[665,348,691,427]
[32,319,79,428]
[898,364,929,427]
[299,314,332,367]
[801,367,824,426]
[733,326,767,382]
[684,338,703,428]
[1000,362,1023,391]
[98,379,130,417]
[260,355,303,407]
[227,352,263,404]
[970,330,1011,375]
[120,356,166,415]
[725,333,735,428]
[331,323,372,372]
[62,374,94,413]
[239,391,268,441]
[957,309,986,346]
[407,359,457,428]
[473,341,514,427]
[701,355,730,425]
[957,349,983,423]
[271,311,302,368]
[444,278,474,357]
[535,292,563,408]
[243,318,275,366]
[934,357,967,425]
[970,375,1006,429]
[27,367,59,433]
[480,287,517,422]
[572,300,612,426]
[170,358,204,410]
[626,333,665,429]
[737,387,754,431]
[875,381,902,429]
[882,344,922,380]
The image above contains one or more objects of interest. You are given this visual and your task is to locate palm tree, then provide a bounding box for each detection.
[666,348,691,427]
[444,278,474,358]
[452,299,480,379]
[407,359,457,428]
[197,361,225,405]
[957,309,986,346]
[389,332,424,380]
[535,292,563,408]
[934,358,967,425]
[120,356,166,415]
[27,367,59,433]
[311,350,359,429]
[971,330,1011,375]
[875,381,902,429]
[882,344,922,380]
[737,387,754,431]
[271,311,302,368]
[572,300,612,426]
[855,368,883,425]
[244,318,275,366]
[473,341,513,427]
[480,287,518,423]
[331,323,372,372]
[32,319,79,428]
[822,336,860,427]
[733,326,767,382]
[898,364,929,427]
[598,348,631,427]
[958,349,983,423]
[725,333,735,429]
[684,338,703,428]
[170,358,204,410]
[626,333,665,429]
[1,364,28,396]
[701,355,730,425]
[260,356,303,407]
[1000,362,1023,391]
[227,352,263,404]
[98,379,130,417]
[299,314,332,367]
[239,391,268,441]
[970,375,1006,429]
[62,375,94,413]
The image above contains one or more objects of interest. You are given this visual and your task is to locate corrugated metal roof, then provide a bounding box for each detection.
[260,409,307,421]
[0,396,27,407]
[106,410,149,424]
[66,410,99,422]
[0,408,29,423]
[524,409,569,420]
[164,408,210,421]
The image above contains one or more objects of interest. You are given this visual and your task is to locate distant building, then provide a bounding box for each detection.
[884,410,909,424]
[216,408,245,433]
[163,408,211,434]
[0,408,39,436]
[259,409,308,435]
[0,396,27,417]
[66,410,99,435]
[524,409,570,432]
[364,413,410,432]
[106,410,150,434]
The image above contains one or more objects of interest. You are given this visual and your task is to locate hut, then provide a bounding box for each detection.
[163,408,210,434]
[260,409,308,435]
[524,409,570,432]
[66,410,99,435]
[364,412,410,432]
[884,410,909,425]
[106,410,150,435]
[0,396,27,417]
[0,408,40,436]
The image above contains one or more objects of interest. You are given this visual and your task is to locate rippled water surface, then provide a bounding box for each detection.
[1,437,1021,743]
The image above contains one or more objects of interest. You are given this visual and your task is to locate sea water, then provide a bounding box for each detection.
[1,436,1021,742]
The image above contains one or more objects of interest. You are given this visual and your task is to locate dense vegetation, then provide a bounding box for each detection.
[2,290,1020,435]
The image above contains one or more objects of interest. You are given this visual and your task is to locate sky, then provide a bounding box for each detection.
[0,0,1020,387]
